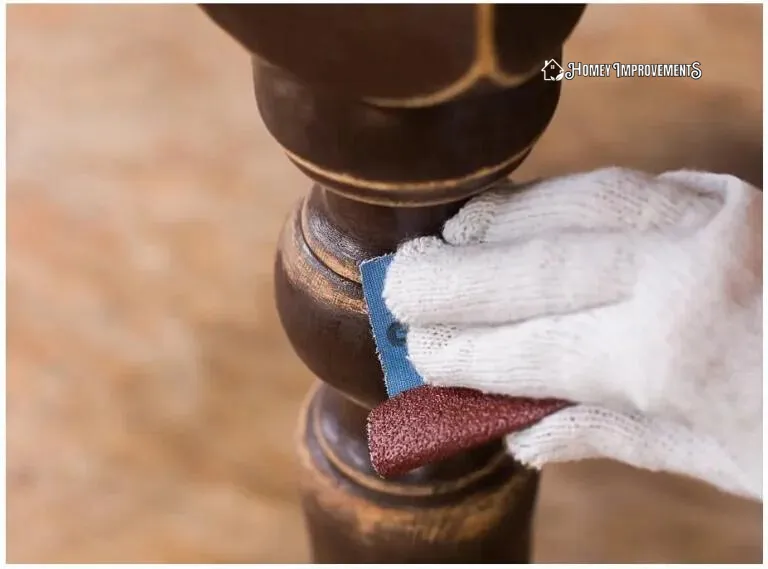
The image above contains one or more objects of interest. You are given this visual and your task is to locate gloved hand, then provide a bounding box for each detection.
[384,167,762,501]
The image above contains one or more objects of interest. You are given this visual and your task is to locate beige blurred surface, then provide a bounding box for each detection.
[6,4,762,563]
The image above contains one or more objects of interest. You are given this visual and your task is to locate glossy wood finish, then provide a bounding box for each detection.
[201,5,585,563]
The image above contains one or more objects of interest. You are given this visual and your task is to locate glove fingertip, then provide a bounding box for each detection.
[505,433,546,469]
[395,235,446,259]
[443,191,507,245]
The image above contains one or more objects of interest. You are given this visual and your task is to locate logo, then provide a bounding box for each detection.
[386,322,408,347]
[559,61,702,81]
[542,58,565,82]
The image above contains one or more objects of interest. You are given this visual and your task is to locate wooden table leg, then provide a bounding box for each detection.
[200,5,585,563]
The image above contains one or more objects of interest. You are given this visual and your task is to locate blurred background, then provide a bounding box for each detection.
[7,3,762,563]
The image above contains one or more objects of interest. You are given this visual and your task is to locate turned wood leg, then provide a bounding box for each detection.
[201,5,585,563]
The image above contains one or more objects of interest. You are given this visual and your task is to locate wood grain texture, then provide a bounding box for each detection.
[7,4,762,563]
[202,4,584,104]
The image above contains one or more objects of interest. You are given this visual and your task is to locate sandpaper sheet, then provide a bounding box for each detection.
[360,254,571,478]
[367,385,570,477]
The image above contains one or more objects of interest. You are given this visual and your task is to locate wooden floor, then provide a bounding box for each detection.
[7,4,763,563]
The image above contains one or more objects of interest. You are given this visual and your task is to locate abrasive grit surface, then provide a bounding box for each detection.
[367,385,571,478]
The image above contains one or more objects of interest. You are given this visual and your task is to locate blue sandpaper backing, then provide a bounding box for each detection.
[360,254,425,398]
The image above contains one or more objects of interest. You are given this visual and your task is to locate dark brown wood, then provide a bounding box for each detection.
[200,5,585,563]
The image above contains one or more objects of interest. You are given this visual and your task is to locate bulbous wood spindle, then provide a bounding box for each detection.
[200,5,586,563]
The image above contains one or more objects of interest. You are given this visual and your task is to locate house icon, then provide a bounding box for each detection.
[542,59,564,81]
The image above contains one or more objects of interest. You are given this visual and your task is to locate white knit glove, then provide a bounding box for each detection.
[384,168,762,501]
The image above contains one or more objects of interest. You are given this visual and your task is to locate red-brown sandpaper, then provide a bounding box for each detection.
[367,385,571,478]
